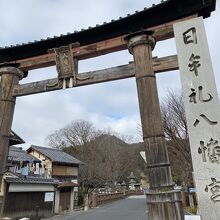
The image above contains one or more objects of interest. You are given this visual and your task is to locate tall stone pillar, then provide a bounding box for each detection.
[0,66,24,182]
[174,17,220,220]
[125,31,184,220]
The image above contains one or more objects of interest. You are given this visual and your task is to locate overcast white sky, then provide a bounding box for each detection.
[1,0,219,148]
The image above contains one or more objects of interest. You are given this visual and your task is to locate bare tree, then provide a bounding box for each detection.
[46,120,143,204]
[46,119,100,149]
[64,132,136,190]
[161,91,193,185]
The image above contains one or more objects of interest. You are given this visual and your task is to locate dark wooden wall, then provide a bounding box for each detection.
[59,188,71,211]
[3,191,54,219]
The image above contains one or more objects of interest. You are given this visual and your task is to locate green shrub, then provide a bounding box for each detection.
[185,206,197,215]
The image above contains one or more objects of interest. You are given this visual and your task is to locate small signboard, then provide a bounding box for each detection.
[72,179,78,191]
[44,192,54,202]
[188,188,196,193]
[185,216,201,220]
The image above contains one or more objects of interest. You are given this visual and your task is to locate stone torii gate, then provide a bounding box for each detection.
[0,0,216,219]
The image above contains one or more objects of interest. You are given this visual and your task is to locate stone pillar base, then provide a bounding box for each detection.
[146,190,184,220]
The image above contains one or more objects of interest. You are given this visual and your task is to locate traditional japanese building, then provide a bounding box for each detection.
[0,146,58,219]
[9,131,25,146]
[8,146,41,176]
[27,145,82,212]
[2,174,57,219]
[0,131,25,213]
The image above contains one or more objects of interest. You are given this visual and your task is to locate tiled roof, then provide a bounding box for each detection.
[5,176,58,185]
[0,1,167,50]
[9,131,25,145]
[58,182,78,188]
[27,145,82,165]
[0,0,216,63]
[8,146,40,163]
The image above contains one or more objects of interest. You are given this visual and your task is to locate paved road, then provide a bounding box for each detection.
[45,195,147,220]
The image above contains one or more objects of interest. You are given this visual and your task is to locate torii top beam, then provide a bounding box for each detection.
[0,0,216,66]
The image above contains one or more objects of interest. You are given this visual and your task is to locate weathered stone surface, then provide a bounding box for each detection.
[174,17,220,220]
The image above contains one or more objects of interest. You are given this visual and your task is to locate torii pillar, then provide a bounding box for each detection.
[125,31,184,220]
[0,66,24,183]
